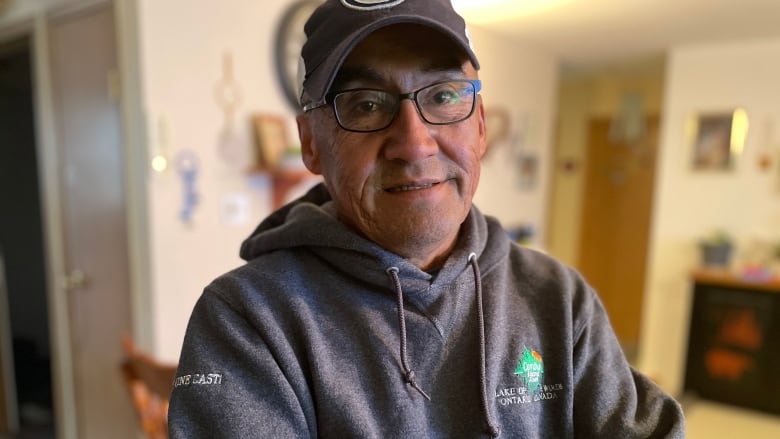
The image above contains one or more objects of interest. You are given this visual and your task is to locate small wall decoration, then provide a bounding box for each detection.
[252,114,289,171]
[687,108,749,170]
[484,106,511,154]
[214,51,245,166]
[757,118,779,172]
[517,154,539,190]
[175,149,200,225]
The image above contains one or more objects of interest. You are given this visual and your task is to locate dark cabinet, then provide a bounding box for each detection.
[683,270,780,414]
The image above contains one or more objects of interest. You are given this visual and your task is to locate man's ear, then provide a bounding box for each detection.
[297,113,322,175]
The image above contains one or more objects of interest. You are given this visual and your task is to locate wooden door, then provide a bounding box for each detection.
[577,117,659,354]
[48,5,136,438]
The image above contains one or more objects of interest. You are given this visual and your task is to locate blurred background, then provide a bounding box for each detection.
[1,0,779,437]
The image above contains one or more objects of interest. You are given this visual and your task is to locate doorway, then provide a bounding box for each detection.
[0,36,55,437]
[1,3,138,437]
[577,116,659,356]
[47,4,136,438]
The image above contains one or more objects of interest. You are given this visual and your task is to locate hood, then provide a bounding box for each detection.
[239,183,509,287]
[239,182,507,437]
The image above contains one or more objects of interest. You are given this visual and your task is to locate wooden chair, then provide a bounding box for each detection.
[120,335,178,439]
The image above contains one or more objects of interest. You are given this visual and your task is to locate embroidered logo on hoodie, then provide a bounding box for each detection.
[514,347,544,393]
[494,347,564,407]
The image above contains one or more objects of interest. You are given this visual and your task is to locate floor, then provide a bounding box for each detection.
[2,401,779,438]
[685,399,780,438]
[0,425,54,439]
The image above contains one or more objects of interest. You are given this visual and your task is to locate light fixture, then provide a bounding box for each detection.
[452,0,571,24]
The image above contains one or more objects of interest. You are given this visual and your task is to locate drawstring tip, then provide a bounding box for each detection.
[488,425,501,437]
[404,370,431,400]
[414,385,432,401]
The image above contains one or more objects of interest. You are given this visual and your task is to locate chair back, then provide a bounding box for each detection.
[120,335,178,439]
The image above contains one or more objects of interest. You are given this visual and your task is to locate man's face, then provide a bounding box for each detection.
[297,24,487,270]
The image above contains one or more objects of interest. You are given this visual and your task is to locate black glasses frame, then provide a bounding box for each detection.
[311,79,482,133]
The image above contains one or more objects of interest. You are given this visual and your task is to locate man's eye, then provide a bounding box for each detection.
[432,89,460,105]
[341,91,389,114]
[356,100,379,113]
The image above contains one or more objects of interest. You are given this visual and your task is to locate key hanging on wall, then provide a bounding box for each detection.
[176,149,200,225]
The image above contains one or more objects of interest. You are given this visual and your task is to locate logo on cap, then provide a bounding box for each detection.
[341,0,406,11]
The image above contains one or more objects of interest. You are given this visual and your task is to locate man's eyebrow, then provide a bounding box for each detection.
[331,67,384,91]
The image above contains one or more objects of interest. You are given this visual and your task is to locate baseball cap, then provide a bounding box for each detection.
[299,0,480,111]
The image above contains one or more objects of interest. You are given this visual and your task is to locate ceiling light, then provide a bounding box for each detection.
[452,0,571,24]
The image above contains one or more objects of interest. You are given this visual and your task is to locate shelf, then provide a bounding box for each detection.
[270,168,314,209]
[692,269,780,293]
[249,166,315,209]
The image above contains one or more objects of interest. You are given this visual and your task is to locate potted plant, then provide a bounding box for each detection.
[699,230,734,267]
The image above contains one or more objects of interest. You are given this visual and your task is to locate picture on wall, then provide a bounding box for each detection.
[517,154,539,190]
[687,108,749,170]
[252,114,289,171]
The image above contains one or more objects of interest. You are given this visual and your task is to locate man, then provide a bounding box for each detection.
[168,0,685,437]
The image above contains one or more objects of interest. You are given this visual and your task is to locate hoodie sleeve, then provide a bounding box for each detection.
[168,288,314,438]
[571,287,686,438]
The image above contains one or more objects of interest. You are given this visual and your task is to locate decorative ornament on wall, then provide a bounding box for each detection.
[609,92,646,146]
[175,149,200,225]
[213,51,245,167]
[757,118,777,172]
[483,106,511,156]
[275,0,321,111]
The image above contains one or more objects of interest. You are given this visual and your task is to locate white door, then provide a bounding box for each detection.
[48,4,136,438]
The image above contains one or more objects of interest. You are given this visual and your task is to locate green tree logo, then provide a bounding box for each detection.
[514,347,544,394]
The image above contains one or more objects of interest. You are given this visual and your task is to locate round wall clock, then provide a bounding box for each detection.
[274,0,321,111]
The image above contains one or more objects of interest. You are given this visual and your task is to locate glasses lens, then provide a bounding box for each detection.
[333,90,396,132]
[418,81,476,124]
[330,80,478,132]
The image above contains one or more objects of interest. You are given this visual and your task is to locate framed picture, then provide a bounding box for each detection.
[517,154,539,190]
[687,108,749,170]
[252,114,289,170]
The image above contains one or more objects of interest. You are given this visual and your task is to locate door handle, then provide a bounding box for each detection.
[62,269,88,291]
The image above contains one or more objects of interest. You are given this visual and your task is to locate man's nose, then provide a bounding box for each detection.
[382,100,438,162]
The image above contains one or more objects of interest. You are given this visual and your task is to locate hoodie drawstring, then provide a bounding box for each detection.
[386,267,431,401]
[468,253,501,438]
[386,257,501,438]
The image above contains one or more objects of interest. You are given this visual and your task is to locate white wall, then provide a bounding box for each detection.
[135,1,558,361]
[469,26,558,248]
[137,0,303,360]
[639,38,780,395]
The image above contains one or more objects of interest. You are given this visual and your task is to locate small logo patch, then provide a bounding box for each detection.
[174,372,223,387]
[514,347,544,394]
[341,0,406,11]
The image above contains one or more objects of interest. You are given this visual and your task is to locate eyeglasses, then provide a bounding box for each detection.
[306,79,481,133]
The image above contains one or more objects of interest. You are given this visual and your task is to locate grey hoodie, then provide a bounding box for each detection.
[168,183,684,438]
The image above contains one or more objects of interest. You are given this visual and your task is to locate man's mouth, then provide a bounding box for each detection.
[385,181,440,193]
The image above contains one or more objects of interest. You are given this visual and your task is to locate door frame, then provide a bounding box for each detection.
[0,251,19,433]
[0,1,151,437]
